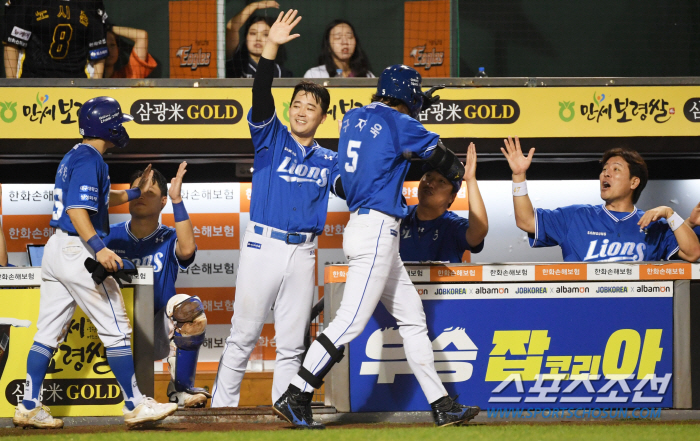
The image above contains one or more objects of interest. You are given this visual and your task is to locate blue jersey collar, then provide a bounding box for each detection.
[126,220,163,242]
[602,204,638,222]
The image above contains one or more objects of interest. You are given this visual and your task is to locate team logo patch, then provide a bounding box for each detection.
[247,242,262,249]
[390,229,398,237]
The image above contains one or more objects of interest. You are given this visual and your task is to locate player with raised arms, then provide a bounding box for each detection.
[211,9,343,409]
[273,65,480,428]
[400,143,488,263]
[501,137,700,262]
[104,162,210,408]
[13,97,177,429]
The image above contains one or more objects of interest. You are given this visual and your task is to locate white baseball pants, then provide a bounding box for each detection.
[34,230,132,349]
[211,222,315,407]
[291,209,447,403]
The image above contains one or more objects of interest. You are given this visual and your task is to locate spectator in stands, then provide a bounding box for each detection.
[104,21,157,79]
[502,137,700,262]
[0,184,9,267]
[3,0,108,78]
[226,1,292,78]
[304,19,374,78]
[399,144,488,263]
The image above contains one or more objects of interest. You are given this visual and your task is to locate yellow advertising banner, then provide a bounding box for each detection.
[1,86,700,139]
[0,288,134,417]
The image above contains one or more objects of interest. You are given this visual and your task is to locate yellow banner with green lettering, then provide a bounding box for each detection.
[0,289,134,417]
[1,86,700,138]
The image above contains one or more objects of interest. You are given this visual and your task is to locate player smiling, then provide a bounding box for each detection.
[501,137,700,262]
[212,9,343,409]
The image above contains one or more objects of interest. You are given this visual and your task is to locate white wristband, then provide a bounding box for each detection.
[668,212,684,231]
[512,181,528,196]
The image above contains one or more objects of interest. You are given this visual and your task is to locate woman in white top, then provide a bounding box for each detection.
[304,19,374,78]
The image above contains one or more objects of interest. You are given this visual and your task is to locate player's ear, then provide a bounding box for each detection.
[161,196,168,210]
[320,111,327,124]
[630,176,640,190]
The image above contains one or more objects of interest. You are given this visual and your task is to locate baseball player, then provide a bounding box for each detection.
[501,137,700,262]
[679,202,700,259]
[104,163,210,408]
[211,10,342,409]
[13,97,177,429]
[274,65,480,429]
[400,143,487,263]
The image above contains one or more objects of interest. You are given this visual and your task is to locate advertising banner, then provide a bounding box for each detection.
[169,0,219,78]
[0,289,134,417]
[1,87,700,139]
[348,281,673,412]
[404,0,451,77]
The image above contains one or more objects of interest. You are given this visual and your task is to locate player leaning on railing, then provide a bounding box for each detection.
[502,137,700,262]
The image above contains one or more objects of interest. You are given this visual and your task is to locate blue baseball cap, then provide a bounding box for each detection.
[421,164,462,193]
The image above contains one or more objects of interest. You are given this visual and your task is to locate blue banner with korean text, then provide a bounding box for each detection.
[348,281,673,411]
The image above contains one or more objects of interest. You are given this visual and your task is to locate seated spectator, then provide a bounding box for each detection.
[502,137,700,262]
[226,1,292,78]
[3,0,108,78]
[104,22,157,79]
[400,143,487,263]
[304,19,374,78]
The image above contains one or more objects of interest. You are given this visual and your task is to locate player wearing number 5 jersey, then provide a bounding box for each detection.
[13,97,177,430]
[212,10,343,410]
[274,65,480,429]
[3,0,108,78]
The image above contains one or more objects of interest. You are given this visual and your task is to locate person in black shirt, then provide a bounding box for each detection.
[3,0,108,78]
[225,1,292,78]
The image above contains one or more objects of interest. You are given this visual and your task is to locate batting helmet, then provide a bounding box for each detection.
[78,97,134,149]
[375,64,424,118]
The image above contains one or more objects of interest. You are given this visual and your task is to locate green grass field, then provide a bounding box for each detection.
[2,422,700,441]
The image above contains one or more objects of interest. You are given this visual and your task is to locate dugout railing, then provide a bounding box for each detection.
[323,262,700,412]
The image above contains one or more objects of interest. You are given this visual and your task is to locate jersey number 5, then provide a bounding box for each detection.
[52,188,64,221]
[344,140,361,173]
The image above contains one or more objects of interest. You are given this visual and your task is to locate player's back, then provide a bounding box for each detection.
[50,144,110,237]
[338,102,438,219]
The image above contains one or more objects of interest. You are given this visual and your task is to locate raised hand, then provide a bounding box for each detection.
[686,201,700,229]
[637,206,673,229]
[500,136,535,178]
[249,1,280,11]
[135,164,153,194]
[267,9,302,46]
[169,161,188,204]
[464,142,477,181]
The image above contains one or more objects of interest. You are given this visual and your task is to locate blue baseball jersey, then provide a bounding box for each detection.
[248,110,340,235]
[530,204,679,262]
[104,222,196,313]
[399,205,484,263]
[338,103,439,218]
[50,144,111,237]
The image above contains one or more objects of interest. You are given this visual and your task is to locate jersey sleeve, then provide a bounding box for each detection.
[65,154,103,213]
[529,205,579,248]
[450,215,484,254]
[86,1,108,61]
[3,1,32,48]
[649,220,680,261]
[247,108,283,154]
[396,115,440,159]
[329,154,342,197]
[171,235,196,270]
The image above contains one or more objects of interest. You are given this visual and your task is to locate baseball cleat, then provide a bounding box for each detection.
[273,387,325,429]
[167,381,209,408]
[13,402,64,429]
[431,395,480,427]
[123,397,178,428]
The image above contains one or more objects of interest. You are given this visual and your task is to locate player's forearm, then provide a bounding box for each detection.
[513,195,536,234]
[91,59,105,79]
[174,219,196,260]
[674,224,700,262]
[251,56,276,122]
[67,208,99,242]
[109,190,129,207]
[4,45,19,78]
[464,178,488,247]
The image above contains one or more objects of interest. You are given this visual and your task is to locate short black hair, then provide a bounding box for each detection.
[129,168,168,198]
[600,147,648,204]
[291,81,331,115]
[371,94,407,110]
